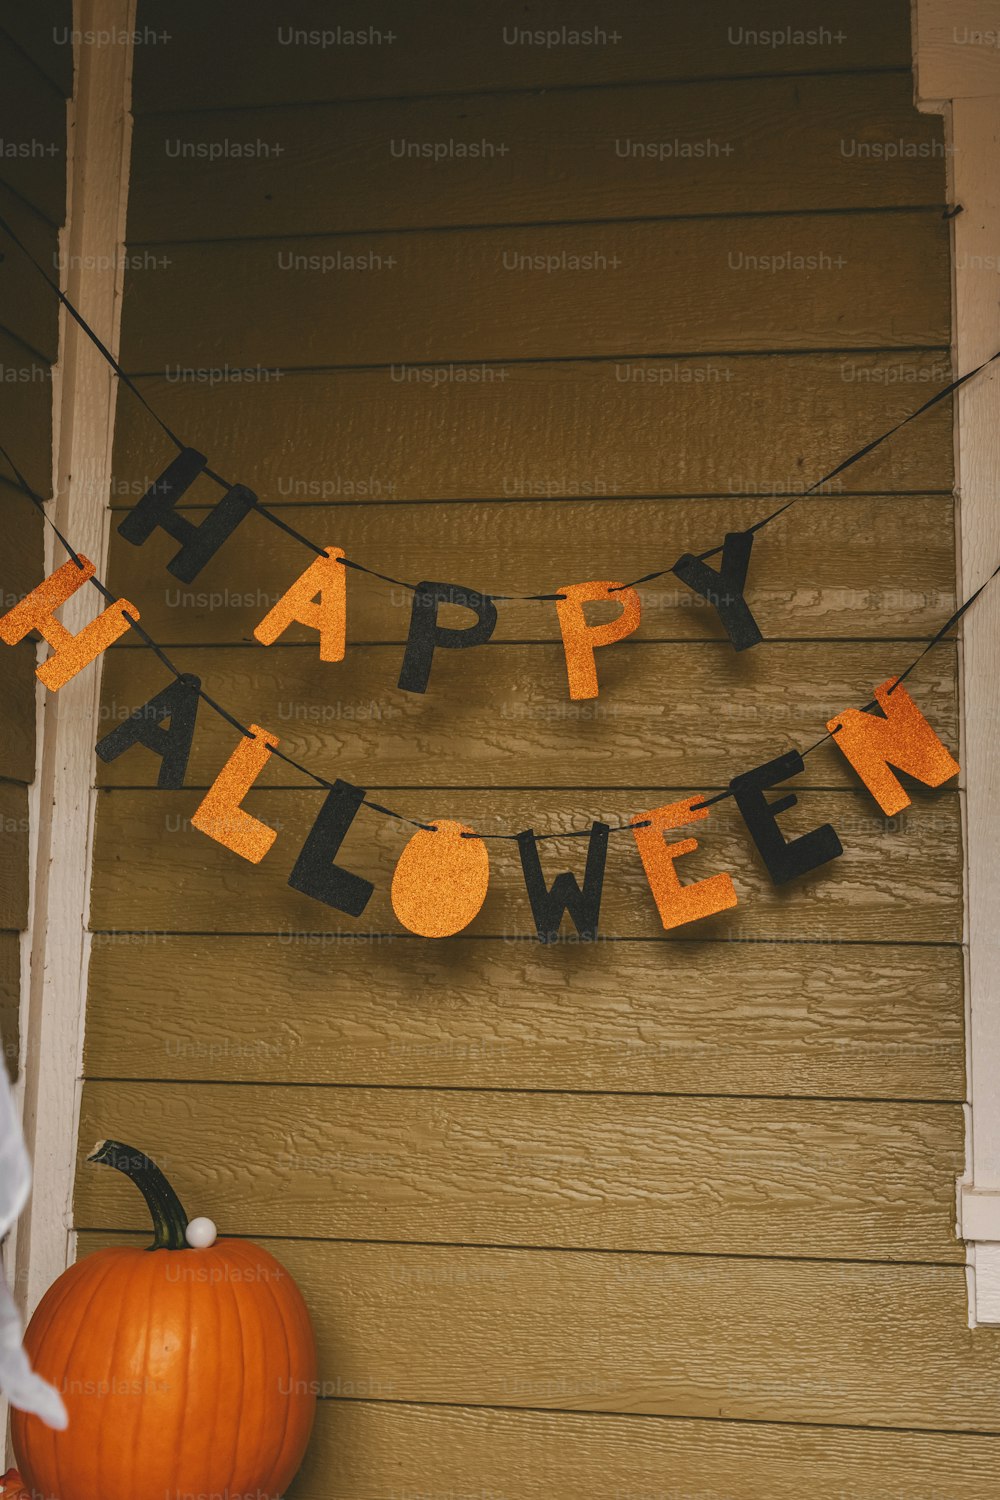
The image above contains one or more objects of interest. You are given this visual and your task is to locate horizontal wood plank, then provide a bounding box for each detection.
[0,30,66,226]
[0,781,29,929]
[72,1236,1000,1431]
[0,181,59,360]
[95,641,959,790]
[130,0,914,113]
[87,788,964,942]
[83,935,966,1099]
[290,1397,1000,1500]
[104,494,958,646]
[126,74,946,243]
[0,4,73,98]
[0,483,43,777]
[0,642,37,782]
[0,329,54,497]
[110,352,955,506]
[119,211,951,370]
[75,1080,964,1259]
[0,931,18,1079]
[0,482,44,600]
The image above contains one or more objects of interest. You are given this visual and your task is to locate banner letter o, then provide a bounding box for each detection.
[391,820,490,937]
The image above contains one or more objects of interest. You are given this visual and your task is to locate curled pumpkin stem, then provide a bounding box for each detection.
[89,1139,191,1252]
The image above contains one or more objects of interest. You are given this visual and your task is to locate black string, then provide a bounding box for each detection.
[0,441,87,571]
[204,348,1000,597]
[207,342,998,594]
[732,349,1000,550]
[244,496,327,559]
[609,346,1000,585]
[0,214,187,455]
[2,213,994,607]
[461,818,653,842]
[686,584,975,813]
[724,556,997,793]
[887,563,1000,694]
[361,800,437,831]
[339,558,422,591]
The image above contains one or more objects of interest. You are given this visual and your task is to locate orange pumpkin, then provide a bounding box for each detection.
[12,1140,317,1500]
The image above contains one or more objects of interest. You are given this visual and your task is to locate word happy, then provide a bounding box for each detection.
[111,449,766,701]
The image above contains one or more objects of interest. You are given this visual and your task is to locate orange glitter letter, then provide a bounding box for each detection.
[0,555,138,691]
[827,677,959,816]
[391,820,490,937]
[191,723,280,863]
[555,580,641,700]
[253,546,347,661]
[632,797,737,931]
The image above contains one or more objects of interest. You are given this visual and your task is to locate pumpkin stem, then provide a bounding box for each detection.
[88,1139,190,1251]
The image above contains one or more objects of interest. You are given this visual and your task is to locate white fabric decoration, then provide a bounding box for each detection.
[0,1066,67,1429]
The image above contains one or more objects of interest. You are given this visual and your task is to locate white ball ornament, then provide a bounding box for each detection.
[185,1216,218,1249]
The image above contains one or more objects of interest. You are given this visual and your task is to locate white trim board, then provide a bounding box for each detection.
[13,0,137,1323]
[914,0,1000,102]
[915,0,1000,1326]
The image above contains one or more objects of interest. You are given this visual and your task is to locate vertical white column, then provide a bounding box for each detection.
[14,0,136,1321]
[914,0,1000,1323]
[952,95,1000,1323]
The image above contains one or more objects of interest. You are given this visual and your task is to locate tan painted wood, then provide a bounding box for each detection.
[130,0,914,114]
[103,493,958,646]
[84,934,966,1099]
[95,640,960,791]
[0,30,67,226]
[0,183,59,360]
[0,328,53,497]
[119,211,952,371]
[126,74,946,243]
[76,1079,964,1259]
[0,933,18,1079]
[915,0,1000,100]
[110,351,955,506]
[0,782,28,929]
[71,1236,1000,1430]
[87,787,963,942]
[291,1398,1000,1500]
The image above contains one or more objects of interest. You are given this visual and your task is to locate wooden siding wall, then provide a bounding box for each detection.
[0,5,70,1078]
[75,3,1000,1495]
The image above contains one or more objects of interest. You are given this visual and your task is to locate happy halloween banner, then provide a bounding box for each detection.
[0,211,993,942]
[0,452,977,943]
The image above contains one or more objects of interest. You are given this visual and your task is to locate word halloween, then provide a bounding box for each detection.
[0,557,960,942]
[116,448,763,698]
